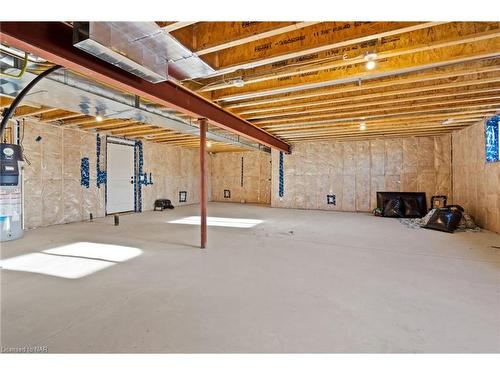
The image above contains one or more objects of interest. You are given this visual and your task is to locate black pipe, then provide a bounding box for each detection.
[1,65,62,137]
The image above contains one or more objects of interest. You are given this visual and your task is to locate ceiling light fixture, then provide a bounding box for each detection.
[232,78,245,88]
[364,52,378,70]
[359,122,367,130]
[96,115,103,122]
[207,141,212,148]
[442,118,454,125]
[366,60,376,70]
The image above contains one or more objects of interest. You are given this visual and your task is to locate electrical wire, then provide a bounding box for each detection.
[20,118,31,166]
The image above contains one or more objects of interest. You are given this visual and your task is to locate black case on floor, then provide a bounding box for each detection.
[424,208,463,233]
[154,199,174,210]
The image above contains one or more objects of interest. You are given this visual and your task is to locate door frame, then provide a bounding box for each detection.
[105,136,137,215]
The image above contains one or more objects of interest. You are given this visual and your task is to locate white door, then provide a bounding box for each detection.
[106,142,135,214]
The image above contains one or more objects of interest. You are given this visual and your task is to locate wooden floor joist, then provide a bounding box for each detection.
[198,25,500,92]
[242,88,500,120]
[233,75,500,115]
[197,22,443,74]
[221,60,500,107]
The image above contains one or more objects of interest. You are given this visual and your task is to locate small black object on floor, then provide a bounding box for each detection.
[376,192,427,218]
[154,199,175,211]
[424,206,463,233]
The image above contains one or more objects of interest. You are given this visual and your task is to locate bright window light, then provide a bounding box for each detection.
[0,253,114,279]
[168,216,263,228]
[43,242,142,262]
[0,242,142,279]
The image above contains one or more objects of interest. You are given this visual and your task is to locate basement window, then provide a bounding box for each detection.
[179,191,187,203]
[168,216,263,228]
[486,115,499,163]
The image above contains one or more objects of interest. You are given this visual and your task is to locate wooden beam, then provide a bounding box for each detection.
[172,22,295,52]
[13,105,55,117]
[281,124,471,139]
[182,22,320,56]
[0,22,290,152]
[77,120,138,130]
[112,128,169,137]
[61,116,102,127]
[160,21,197,33]
[273,119,474,137]
[251,99,500,126]
[285,129,461,141]
[199,22,442,73]
[199,23,499,92]
[235,76,500,116]
[158,137,199,144]
[242,86,500,120]
[261,109,499,131]
[221,59,500,106]
[257,106,500,131]
[145,135,189,141]
[0,96,14,108]
[38,110,83,122]
[264,112,490,132]
[151,134,197,142]
[210,37,500,101]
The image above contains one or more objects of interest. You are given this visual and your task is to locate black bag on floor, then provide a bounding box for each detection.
[382,198,404,217]
[424,207,463,233]
[154,199,175,210]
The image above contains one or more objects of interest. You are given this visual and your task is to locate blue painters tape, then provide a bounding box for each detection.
[134,140,144,212]
[486,115,499,163]
[278,151,284,197]
[80,157,90,188]
[96,134,107,188]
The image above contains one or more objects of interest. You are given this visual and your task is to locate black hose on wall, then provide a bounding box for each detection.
[1,65,62,137]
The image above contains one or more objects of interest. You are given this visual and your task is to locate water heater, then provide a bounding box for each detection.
[0,143,24,242]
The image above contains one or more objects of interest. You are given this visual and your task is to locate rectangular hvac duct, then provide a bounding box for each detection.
[73,22,215,83]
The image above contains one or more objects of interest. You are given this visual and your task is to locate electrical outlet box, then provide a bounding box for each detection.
[327,194,336,205]
[224,189,231,198]
[179,191,187,203]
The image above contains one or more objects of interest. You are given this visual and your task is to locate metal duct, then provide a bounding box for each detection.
[73,22,214,82]
[0,53,265,152]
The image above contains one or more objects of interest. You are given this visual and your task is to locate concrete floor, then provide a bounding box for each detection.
[1,202,499,353]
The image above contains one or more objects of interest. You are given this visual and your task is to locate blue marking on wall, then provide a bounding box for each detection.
[486,115,499,163]
[133,141,155,212]
[80,157,90,188]
[96,134,107,187]
[278,151,284,197]
[134,141,144,212]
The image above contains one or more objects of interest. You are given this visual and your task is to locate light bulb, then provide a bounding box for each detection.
[232,78,245,88]
[359,122,367,130]
[366,60,376,70]
[96,115,103,122]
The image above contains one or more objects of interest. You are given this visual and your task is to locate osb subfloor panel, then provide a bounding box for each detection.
[1,203,499,353]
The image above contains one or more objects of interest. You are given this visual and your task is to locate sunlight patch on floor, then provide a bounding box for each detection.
[0,242,142,279]
[168,216,263,228]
